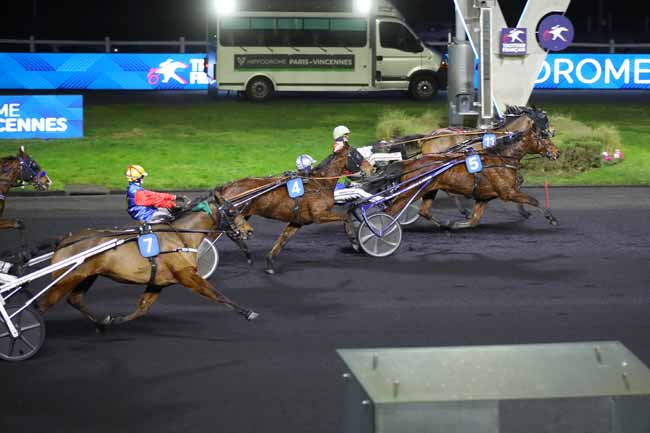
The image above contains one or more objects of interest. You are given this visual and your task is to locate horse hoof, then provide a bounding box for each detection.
[247,259,254,266]
[95,323,107,334]
[100,315,112,326]
[264,268,275,275]
[246,311,259,321]
[520,212,532,220]
[549,218,559,226]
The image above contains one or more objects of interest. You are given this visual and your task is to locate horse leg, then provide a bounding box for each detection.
[343,213,359,252]
[174,268,258,320]
[39,273,92,314]
[517,204,532,219]
[448,192,471,218]
[418,192,446,228]
[100,287,162,327]
[227,232,253,265]
[65,275,104,329]
[265,223,301,275]
[501,191,558,226]
[0,218,24,231]
[449,201,489,230]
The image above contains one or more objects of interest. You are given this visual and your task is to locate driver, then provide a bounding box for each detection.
[332,125,351,153]
[125,165,188,223]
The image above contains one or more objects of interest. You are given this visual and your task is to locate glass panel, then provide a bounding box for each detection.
[278,18,302,30]
[220,17,250,30]
[304,18,330,30]
[380,21,420,52]
[331,18,366,32]
[251,18,275,30]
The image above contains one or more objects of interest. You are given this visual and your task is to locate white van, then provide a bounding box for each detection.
[209,1,443,101]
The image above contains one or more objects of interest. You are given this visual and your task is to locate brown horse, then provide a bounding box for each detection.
[383,120,561,230]
[38,196,258,331]
[218,143,374,274]
[0,146,52,231]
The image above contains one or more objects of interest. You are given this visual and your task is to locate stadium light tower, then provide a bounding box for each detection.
[214,0,236,16]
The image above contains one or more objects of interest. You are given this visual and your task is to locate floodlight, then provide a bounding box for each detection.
[354,0,372,15]
[214,0,236,15]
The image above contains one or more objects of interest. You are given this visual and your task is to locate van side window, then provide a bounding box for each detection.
[380,22,421,52]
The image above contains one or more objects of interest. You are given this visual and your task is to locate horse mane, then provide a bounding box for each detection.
[1,155,17,165]
[312,152,336,172]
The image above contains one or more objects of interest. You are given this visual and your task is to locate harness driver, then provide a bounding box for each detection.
[126,165,189,223]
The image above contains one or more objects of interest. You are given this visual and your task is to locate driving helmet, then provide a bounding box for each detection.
[333,125,351,141]
[296,154,316,171]
[125,165,148,182]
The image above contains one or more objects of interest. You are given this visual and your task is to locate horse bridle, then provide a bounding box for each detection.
[18,156,48,190]
[346,147,366,174]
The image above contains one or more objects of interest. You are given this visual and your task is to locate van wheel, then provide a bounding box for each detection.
[409,75,439,100]
[246,77,274,101]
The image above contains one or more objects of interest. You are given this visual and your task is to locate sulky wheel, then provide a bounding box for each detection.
[197,238,219,280]
[0,306,46,362]
[398,199,422,226]
[357,213,402,258]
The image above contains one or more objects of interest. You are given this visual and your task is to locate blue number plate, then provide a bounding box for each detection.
[465,154,483,174]
[287,178,304,198]
[138,233,160,258]
[482,133,497,149]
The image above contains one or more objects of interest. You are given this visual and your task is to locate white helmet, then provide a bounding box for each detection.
[333,125,351,141]
[296,154,316,171]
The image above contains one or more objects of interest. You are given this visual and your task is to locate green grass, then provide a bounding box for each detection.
[1,98,649,190]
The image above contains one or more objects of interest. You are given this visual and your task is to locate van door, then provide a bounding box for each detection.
[375,19,424,89]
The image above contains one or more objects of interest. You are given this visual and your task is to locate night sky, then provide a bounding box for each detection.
[1,0,649,42]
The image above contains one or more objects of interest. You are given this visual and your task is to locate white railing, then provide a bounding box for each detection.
[0,37,649,53]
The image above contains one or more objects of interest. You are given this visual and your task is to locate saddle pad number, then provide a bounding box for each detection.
[465,154,483,174]
[287,178,304,198]
[138,234,160,258]
[482,133,497,149]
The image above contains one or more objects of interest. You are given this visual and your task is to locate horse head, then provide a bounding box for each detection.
[17,146,52,191]
[505,106,560,161]
[213,191,254,240]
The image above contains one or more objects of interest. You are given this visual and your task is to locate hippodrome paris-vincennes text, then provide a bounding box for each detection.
[0,103,68,133]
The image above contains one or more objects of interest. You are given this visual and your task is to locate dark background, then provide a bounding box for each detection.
[1,0,649,42]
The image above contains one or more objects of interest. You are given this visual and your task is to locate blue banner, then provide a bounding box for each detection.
[535,54,650,89]
[0,53,211,90]
[0,95,83,139]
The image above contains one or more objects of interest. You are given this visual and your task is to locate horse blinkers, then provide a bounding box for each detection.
[346,148,365,173]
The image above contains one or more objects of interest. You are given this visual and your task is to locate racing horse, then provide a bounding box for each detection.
[217,143,374,274]
[0,146,52,231]
[383,118,561,230]
[37,195,258,331]
[425,106,553,219]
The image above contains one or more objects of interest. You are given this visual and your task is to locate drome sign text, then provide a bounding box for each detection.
[0,95,83,139]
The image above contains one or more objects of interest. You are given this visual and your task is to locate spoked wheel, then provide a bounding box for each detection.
[398,199,422,226]
[197,238,219,279]
[357,213,402,258]
[0,306,46,362]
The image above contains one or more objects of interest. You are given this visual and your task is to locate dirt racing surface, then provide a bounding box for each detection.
[1,187,649,433]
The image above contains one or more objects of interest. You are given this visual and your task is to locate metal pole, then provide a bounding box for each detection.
[609,38,615,54]
[104,36,110,53]
[180,36,186,53]
[29,35,35,53]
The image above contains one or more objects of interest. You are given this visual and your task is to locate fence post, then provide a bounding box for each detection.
[609,38,615,54]
[29,35,35,52]
[104,36,110,53]
[180,36,185,53]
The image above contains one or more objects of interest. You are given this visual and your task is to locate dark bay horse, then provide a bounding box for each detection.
[0,146,52,231]
[218,143,374,274]
[383,122,561,230]
[415,107,557,226]
[38,197,258,331]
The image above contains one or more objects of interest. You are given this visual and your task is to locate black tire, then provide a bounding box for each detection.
[409,75,439,101]
[246,77,274,101]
